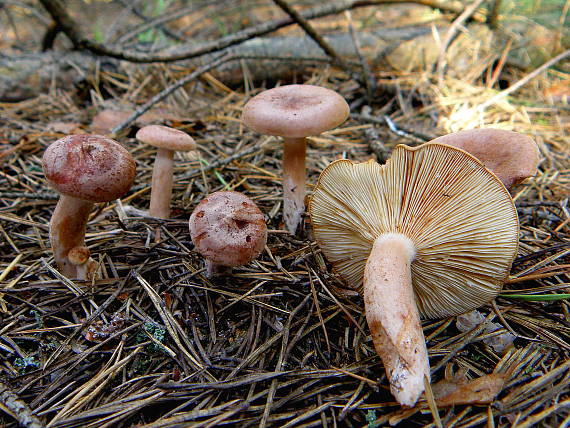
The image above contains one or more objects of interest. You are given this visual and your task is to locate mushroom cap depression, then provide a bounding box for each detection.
[309,143,519,319]
[242,84,349,138]
[43,134,136,202]
[429,129,539,189]
[136,125,196,152]
[189,191,267,267]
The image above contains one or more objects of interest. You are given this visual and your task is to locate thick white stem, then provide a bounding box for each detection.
[149,147,174,219]
[50,195,96,280]
[364,233,430,407]
[282,137,306,234]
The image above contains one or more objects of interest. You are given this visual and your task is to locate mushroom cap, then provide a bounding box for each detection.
[189,191,267,267]
[309,143,519,319]
[429,129,539,189]
[242,84,349,138]
[136,125,196,151]
[43,134,136,202]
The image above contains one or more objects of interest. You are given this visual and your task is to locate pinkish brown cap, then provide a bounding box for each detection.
[189,191,267,267]
[136,125,196,151]
[429,129,539,189]
[43,134,136,202]
[242,84,349,138]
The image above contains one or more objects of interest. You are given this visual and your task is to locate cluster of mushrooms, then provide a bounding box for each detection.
[41,84,539,408]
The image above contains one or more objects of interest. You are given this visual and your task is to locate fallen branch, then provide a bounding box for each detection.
[37,0,485,63]
[0,26,434,101]
[111,53,234,135]
[0,381,45,428]
[271,0,352,73]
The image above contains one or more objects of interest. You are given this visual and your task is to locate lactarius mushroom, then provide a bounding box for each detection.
[136,125,196,219]
[309,143,519,407]
[43,135,136,279]
[429,129,539,189]
[189,191,267,277]
[242,84,349,233]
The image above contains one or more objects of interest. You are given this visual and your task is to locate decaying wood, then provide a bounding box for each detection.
[0,25,440,101]
[37,0,486,63]
[0,382,45,428]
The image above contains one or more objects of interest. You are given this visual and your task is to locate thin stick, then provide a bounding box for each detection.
[111,53,233,134]
[436,0,487,87]
[0,381,44,428]
[345,10,377,102]
[487,0,502,28]
[271,0,351,73]
[479,49,570,110]
[38,0,486,63]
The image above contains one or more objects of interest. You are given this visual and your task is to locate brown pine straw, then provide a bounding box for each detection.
[1,5,569,427]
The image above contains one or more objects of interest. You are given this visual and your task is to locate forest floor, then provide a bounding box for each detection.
[0,1,569,427]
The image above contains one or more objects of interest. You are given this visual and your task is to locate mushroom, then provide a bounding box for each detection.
[42,134,136,279]
[242,84,349,233]
[189,191,267,277]
[429,129,539,189]
[309,142,519,407]
[136,125,196,220]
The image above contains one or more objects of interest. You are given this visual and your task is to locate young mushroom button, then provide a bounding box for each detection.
[429,128,539,189]
[42,134,136,280]
[189,191,267,277]
[242,84,349,234]
[309,143,519,407]
[136,125,196,220]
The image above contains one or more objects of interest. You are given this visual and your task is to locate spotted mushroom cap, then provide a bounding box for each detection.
[189,191,267,267]
[309,143,519,319]
[242,84,349,138]
[42,134,136,202]
[429,129,539,189]
[136,125,196,151]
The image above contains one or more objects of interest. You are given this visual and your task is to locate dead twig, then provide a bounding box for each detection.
[345,10,377,102]
[271,0,351,74]
[479,49,570,110]
[436,0,487,87]
[37,0,486,63]
[111,52,234,135]
[0,381,45,428]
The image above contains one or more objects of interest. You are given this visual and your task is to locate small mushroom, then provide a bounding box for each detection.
[242,84,349,233]
[42,134,136,279]
[136,125,196,220]
[429,129,539,189]
[189,191,267,277]
[309,143,519,407]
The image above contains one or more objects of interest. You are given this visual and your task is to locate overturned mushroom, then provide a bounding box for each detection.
[309,143,519,406]
[242,84,349,233]
[189,191,267,277]
[42,134,136,279]
[429,129,539,189]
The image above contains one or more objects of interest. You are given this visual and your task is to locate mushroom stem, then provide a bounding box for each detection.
[363,233,430,407]
[150,147,174,219]
[204,259,233,278]
[50,195,96,280]
[282,137,306,233]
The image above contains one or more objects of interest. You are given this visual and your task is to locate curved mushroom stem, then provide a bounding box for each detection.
[364,233,430,407]
[282,137,306,233]
[50,195,97,280]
